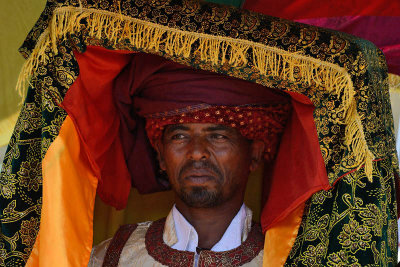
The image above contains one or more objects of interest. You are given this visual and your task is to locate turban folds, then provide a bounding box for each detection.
[67,47,326,232]
[114,53,291,192]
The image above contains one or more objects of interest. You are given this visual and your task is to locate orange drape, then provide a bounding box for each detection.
[26,116,98,266]
[263,203,305,266]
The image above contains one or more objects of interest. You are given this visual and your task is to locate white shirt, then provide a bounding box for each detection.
[89,204,262,266]
[170,204,248,252]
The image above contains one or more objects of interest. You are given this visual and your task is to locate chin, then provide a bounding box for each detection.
[179,186,223,208]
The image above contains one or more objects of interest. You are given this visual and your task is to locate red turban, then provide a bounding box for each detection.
[113,53,291,192]
[145,104,290,161]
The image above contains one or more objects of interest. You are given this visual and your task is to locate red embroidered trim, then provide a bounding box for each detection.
[145,218,264,267]
[103,224,138,267]
[145,218,195,267]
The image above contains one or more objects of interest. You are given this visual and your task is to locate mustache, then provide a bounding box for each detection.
[178,160,223,181]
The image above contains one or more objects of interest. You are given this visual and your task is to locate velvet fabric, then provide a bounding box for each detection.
[295,16,400,76]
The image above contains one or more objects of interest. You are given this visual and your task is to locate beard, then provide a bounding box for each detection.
[178,185,223,208]
[176,160,225,208]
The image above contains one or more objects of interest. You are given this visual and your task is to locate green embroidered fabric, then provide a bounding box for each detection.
[287,158,398,266]
[0,0,398,265]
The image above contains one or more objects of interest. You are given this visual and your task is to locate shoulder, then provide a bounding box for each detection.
[88,221,153,266]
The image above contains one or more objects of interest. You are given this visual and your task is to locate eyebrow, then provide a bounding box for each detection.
[205,124,234,133]
[164,124,190,134]
[164,124,235,134]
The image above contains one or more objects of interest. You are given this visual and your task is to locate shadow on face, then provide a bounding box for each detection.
[154,123,265,208]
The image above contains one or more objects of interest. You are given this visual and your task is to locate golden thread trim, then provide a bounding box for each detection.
[16,6,375,180]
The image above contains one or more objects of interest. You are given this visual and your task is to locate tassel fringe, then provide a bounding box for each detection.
[16,6,375,181]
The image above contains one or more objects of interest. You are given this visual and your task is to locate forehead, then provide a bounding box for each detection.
[164,123,236,133]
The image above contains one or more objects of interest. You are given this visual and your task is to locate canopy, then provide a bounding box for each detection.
[0,0,398,266]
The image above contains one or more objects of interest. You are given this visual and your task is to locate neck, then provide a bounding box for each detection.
[175,196,244,249]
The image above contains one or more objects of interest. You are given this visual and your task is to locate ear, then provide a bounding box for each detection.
[249,140,265,172]
[154,139,167,171]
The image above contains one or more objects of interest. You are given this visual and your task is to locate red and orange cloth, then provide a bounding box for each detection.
[28,46,327,267]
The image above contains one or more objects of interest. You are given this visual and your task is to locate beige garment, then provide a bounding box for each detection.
[89,206,263,266]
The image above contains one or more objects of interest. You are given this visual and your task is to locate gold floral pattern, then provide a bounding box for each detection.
[311,190,332,205]
[359,203,386,236]
[338,220,372,253]
[387,220,398,254]
[0,165,18,199]
[20,217,39,248]
[17,159,42,192]
[300,243,326,266]
[327,251,361,267]
[0,243,7,266]
[286,159,397,266]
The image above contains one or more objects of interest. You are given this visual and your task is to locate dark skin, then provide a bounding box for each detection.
[155,123,265,249]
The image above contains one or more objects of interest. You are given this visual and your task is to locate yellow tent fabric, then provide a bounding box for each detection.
[0,0,46,146]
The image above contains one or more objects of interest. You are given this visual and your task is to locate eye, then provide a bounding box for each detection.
[210,133,228,141]
[171,133,187,140]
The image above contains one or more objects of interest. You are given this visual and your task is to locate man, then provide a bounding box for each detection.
[88,54,290,266]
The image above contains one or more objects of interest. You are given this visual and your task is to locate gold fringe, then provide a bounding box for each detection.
[343,101,374,180]
[389,73,400,92]
[16,6,376,181]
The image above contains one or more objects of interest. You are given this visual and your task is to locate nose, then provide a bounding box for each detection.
[186,136,210,161]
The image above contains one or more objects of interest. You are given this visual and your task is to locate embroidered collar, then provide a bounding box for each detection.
[165,204,249,252]
[145,218,264,266]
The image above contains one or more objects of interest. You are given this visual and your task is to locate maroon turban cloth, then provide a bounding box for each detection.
[113,53,291,192]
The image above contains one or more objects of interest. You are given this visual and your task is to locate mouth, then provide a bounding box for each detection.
[182,170,217,185]
[185,175,214,184]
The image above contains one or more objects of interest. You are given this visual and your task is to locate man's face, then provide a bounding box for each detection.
[156,123,263,208]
